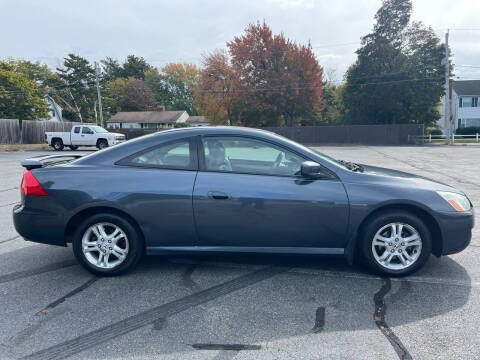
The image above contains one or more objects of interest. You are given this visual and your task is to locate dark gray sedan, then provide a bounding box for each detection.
[13,127,473,276]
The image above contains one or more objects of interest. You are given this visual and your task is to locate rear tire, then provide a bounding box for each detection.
[97,139,108,150]
[69,145,78,151]
[360,211,431,276]
[72,213,144,276]
[52,139,64,151]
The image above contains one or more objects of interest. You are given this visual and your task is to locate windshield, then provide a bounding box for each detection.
[90,126,108,133]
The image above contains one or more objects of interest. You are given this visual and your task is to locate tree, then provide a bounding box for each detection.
[227,21,325,127]
[104,78,156,113]
[0,67,50,120]
[194,50,235,125]
[145,62,199,114]
[55,54,96,122]
[101,57,123,82]
[122,55,152,80]
[343,0,445,126]
[121,78,156,111]
[320,83,345,124]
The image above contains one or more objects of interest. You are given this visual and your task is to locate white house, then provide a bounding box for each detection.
[107,109,189,129]
[438,80,480,131]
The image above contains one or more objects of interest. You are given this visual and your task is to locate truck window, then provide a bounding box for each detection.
[73,127,80,134]
[82,127,94,134]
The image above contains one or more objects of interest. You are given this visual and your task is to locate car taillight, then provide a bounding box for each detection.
[21,170,49,196]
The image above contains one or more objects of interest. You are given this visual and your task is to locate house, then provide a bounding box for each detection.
[438,80,480,131]
[106,109,189,130]
[186,116,210,127]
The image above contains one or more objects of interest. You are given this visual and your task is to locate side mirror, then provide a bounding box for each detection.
[301,161,325,178]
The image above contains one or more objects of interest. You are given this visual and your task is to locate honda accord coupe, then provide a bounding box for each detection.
[13,127,473,276]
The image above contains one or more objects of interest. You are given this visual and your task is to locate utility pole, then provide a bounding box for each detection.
[444,30,450,143]
[94,62,104,128]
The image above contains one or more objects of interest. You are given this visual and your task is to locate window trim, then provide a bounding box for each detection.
[115,137,198,171]
[198,134,337,180]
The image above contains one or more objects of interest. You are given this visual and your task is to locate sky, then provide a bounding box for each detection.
[0,0,479,82]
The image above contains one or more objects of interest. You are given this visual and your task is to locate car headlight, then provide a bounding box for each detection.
[437,191,471,212]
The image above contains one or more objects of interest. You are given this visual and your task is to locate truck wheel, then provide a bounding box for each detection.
[52,139,64,151]
[97,139,108,150]
[69,145,79,151]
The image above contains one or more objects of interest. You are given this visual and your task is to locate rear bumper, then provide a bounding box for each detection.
[13,204,66,246]
[436,209,474,255]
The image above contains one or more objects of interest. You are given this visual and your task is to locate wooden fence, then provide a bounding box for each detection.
[0,119,21,144]
[0,119,82,144]
[21,120,81,144]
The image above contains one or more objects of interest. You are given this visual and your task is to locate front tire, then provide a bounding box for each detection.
[69,145,78,151]
[72,213,144,276]
[360,211,431,276]
[97,139,108,150]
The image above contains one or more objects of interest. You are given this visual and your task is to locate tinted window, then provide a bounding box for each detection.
[73,127,80,134]
[202,136,304,176]
[125,139,195,170]
[82,127,94,134]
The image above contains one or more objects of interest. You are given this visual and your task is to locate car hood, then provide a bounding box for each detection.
[350,164,462,193]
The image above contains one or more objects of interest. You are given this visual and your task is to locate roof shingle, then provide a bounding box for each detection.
[453,80,480,96]
[107,111,185,123]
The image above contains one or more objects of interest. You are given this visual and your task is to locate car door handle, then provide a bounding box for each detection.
[208,191,230,200]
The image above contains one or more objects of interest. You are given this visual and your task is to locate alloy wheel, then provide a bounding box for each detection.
[81,222,129,269]
[371,222,422,270]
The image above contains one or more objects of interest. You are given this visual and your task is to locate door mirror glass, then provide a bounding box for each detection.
[301,161,324,178]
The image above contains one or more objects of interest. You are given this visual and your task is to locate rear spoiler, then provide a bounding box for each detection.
[21,154,84,170]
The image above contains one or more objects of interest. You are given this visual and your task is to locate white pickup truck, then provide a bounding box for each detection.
[45,125,126,151]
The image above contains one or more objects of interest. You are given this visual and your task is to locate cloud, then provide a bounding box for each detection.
[0,0,478,82]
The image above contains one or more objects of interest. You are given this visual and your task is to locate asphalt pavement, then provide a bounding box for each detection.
[0,146,478,360]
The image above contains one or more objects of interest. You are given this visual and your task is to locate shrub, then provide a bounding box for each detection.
[429,128,443,136]
[455,126,480,135]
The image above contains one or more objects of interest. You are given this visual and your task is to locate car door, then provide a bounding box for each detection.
[116,137,198,247]
[192,136,349,249]
[70,126,82,144]
[80,126,96,145]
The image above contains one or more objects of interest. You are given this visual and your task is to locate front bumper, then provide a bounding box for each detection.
[13,204,66,246]
[436,208,474,255]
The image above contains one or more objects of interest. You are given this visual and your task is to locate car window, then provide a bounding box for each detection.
[125,139,195,169]
[73,126,80,134]
[202,136,304,176]
[82,127,94,134]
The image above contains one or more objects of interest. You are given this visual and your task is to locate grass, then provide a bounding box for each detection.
[0,144,50,152]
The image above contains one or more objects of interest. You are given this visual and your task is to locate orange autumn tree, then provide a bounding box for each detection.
[195,22,325,127]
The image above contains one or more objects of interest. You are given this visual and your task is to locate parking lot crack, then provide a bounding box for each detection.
[181,264,201,292]
[374,278,412,360]
[312,306,325,333]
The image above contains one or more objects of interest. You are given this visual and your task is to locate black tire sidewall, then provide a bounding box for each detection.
[97,140,108,149]
[53,139,63,151]
[72,213,144,276]
[361,211,432,276]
